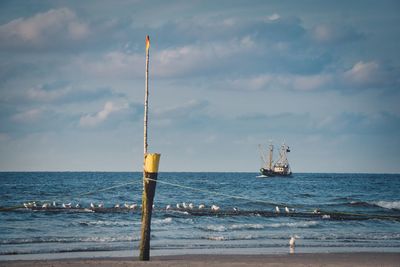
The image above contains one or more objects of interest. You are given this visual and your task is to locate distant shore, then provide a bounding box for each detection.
[1,253,400,267]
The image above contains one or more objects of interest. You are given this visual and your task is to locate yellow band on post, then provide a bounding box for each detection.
[144,153,161,173]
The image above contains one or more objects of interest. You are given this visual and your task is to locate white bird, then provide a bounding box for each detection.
[275,206,280,213]
[75,203,81,208]
[176,203,181,209]
[285,207,290,213]
[98,203,104,208]
[129,204,137,209]
[198,204,205,209]
[52,201,56,207]
[23,203,29,209]
[322,214,331,219]
[90,202,95,209]
[124,203,130,209]
[63,203,71,208]
[166,205,171,210]
[114,204,120,208]
[182,202,188,209]
[313,209,321,214]
[233,207,239,212]
[42,203,49,208]
[211,205,220,211]
[188,203,194,209]
[289,236,296,248]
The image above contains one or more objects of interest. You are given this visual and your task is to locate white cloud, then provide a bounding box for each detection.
[0,8,89,47]
[27,86,70,102]
[79,101,127,127]
[12,108,43,123]
[76,37,256,79]
[226,73,331,91]
[267,13,280,21]
[343,61,386,88]
[311,24,363,44]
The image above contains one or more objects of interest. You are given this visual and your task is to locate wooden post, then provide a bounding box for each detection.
[139,153,160,261]
[139,35,161,261]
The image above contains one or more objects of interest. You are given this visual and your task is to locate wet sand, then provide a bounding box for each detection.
[1,253,399,267]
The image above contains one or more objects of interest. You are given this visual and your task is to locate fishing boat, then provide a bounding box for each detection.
[259,142,292,177]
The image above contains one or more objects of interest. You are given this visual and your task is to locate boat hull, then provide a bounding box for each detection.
[260,168,292,177]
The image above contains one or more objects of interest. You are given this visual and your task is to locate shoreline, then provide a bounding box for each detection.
[1,253,399,267]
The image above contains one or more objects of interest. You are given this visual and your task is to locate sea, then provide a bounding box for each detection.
[1,172,399,260]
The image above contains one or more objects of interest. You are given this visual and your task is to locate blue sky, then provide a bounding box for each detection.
[0,0,399,172]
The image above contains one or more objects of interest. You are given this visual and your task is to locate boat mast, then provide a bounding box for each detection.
[268,143,273,170]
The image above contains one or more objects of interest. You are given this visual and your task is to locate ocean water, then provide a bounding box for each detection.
[0,172,400,259]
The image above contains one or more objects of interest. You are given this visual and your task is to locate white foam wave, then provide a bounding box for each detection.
[153,217,173,224]
[372,200,400,210]
[79,220,132,227]
[205,225,226,232]
[229,224,264,230]
[268,221,319,228]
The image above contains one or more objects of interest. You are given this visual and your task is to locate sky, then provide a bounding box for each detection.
[0,0,399,173]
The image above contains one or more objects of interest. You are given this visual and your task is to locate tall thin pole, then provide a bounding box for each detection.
[139,35,161,261]
[143,35,150,156]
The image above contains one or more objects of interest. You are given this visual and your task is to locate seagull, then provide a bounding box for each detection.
[62,203,71,208]
[98,203,104,208]
[52,201,56,207]
[176,203,181,209]
[124,203,130,209]
[290,236,296,248]
[42,203,49,208]
[90,202,95,209]
[166,205,171,210]
[129,204,137,209]
[182,202,188,209]
[75,203,81,208]
[211,205,220,211]
[285,207,290,213]
[114,204,120,208]
[198,204,205,209]
[322,214,331,219]
[275,206,280,213]
[313,209,321,214]
[23,203,29,209]
[188,203,194,209]
[233,207,239,212]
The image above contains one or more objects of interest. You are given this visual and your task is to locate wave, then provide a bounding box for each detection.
[0,235,138,245]
[153,217,173,224]
[202,221,318,232]
[349,200,400,210]
[78,220,132,227]
[372,201,400,210]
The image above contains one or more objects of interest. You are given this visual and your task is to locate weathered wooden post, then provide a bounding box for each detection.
[139,35,161,261]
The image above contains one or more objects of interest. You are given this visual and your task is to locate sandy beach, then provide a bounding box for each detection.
[1,253,399,267]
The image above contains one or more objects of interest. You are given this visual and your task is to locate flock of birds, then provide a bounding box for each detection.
[21,201,329,220]
[21,201,223,212]
[21,201,305,250]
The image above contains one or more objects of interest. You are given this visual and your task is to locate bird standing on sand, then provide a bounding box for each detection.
[289,236,296,248]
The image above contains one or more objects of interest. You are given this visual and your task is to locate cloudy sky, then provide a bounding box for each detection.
[0,1,399,173]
